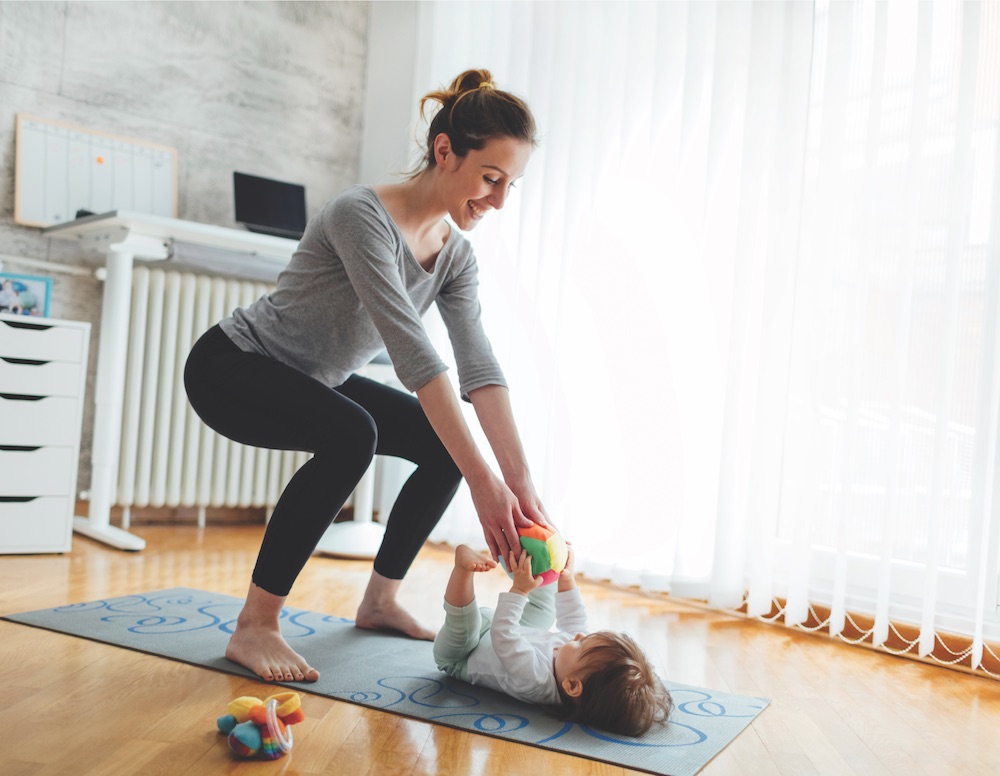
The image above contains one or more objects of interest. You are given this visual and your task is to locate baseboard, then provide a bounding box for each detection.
[74,501,357,526]
[735,596,1000,679]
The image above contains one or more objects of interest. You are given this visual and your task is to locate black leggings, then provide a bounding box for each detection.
[183,325,461,596]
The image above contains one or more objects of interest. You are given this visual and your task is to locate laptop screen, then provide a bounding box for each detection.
[233,171,307,240]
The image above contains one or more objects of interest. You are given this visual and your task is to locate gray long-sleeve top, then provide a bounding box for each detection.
[220,186,506,399]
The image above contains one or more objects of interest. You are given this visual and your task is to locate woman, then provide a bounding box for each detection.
[184,69,547,684]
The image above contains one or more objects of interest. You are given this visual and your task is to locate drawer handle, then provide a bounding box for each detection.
[1,320,53,331]
[0,496,39,503]
[0,445,41,452]
[1,357,50,366]
[0,393,45,401]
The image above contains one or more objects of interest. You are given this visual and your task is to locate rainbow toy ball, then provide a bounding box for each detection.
[505,523,568,585]
[216,692,304,760]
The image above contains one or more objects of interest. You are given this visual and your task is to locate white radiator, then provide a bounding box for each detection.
[116,267,307,526]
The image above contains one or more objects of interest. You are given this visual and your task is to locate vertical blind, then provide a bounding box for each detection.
[407,0,1000,673]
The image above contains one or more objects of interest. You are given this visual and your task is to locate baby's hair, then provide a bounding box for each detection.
[408,68,537,178]
[550,631,673,738]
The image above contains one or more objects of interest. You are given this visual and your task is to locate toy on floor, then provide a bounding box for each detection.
[216,692,304,759]
[500,523,569,585]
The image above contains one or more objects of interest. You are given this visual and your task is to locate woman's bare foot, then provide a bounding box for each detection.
[356,599,437,640]
[455,544,497,573]
[226,582,319,683]
[355,570,436,640]
[226,623,320,683]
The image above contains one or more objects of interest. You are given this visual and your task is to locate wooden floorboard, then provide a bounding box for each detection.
[0,524,997,775]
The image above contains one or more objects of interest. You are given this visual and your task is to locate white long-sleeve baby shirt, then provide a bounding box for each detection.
[466,587,589,705]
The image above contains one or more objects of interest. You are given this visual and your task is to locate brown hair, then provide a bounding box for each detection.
[550,631,673,738]
[410,68,537,177]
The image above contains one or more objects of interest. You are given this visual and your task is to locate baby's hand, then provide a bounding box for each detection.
[509,550,542,596]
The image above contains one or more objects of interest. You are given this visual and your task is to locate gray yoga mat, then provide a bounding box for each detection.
[3,587,767,776]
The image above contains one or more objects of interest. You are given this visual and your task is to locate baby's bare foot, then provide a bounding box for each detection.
[456,544,497,572]
[225,623,319,683]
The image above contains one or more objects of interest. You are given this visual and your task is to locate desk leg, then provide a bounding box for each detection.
[314,457,386,560]
[73,244,146,551]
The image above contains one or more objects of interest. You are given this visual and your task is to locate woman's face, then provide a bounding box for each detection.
[438,135,532,231]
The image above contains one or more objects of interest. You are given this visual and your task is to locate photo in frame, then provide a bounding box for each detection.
[0,271,52,317]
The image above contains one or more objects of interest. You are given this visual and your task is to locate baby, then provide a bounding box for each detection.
[433,543,672,737]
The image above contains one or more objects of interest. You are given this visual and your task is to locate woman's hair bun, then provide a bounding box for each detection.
[453,68,494,94]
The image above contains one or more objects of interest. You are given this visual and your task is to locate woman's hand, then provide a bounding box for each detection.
[468,473,534,562]
[414,376,534,560]
[413,379,551,559]
[468,385,551,529]
[509,550,542,596]
[504,472,551,529]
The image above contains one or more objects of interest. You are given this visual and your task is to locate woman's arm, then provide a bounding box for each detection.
[468,384,549,526]
[416,374,532,559]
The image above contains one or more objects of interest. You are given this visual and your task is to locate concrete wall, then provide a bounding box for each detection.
[0,0,369,494]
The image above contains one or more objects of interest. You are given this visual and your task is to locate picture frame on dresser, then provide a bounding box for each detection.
[0,271,52,317]
[0,313,90,553]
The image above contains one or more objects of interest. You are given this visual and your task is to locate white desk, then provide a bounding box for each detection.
[44,211,298,550]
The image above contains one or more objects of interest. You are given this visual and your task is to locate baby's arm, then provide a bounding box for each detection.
[489,552,559,698]
[489,589,556,698]
[557,543,577,592]
[554,546,588,634]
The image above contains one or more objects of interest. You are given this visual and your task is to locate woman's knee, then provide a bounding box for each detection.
[314,403,378,463]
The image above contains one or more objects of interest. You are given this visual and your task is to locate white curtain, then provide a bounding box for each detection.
[406,0,1000,669]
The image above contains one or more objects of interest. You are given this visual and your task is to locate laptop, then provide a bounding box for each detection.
[233,171,307,240]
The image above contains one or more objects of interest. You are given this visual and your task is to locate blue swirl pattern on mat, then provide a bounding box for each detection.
[54,592,353,637]
[59,592,231,635]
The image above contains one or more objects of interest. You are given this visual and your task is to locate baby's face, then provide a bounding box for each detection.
[553,632,594,683]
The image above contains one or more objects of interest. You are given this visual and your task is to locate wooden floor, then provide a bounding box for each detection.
[1,525,997,776]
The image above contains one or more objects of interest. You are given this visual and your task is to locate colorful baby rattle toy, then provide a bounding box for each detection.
[216,692,304,760]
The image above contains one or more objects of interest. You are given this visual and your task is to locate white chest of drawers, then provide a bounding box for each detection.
[0,313,90,553]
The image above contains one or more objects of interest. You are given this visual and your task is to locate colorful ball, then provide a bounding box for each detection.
[505,524,568,585]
